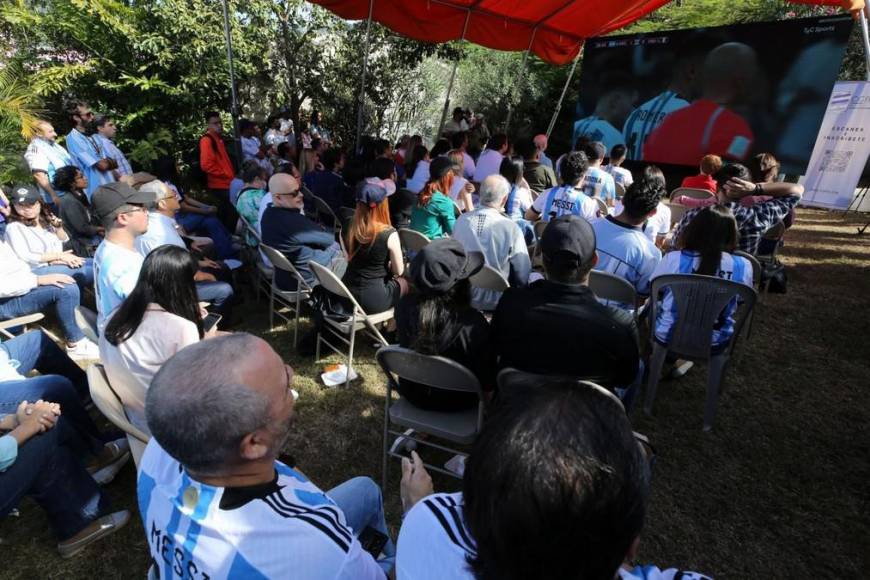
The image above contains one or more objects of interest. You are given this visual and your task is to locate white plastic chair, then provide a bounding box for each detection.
[594,197,609,217]
[469,264,509,292]
[259,244,313,347]
[663,201,689,229]
[74,306,99,343]
[588,270,639,318]
[87,364,150,467]
[643,274,757,431]
[398,228,431,254]
[670,187,714,201]
[309,261,393,387]
[0,313,47,340]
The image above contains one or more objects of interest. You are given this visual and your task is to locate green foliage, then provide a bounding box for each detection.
[0,63,41,184]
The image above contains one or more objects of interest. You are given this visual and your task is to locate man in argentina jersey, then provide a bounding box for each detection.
[525,151,599,224]
[396,379,711,580]
[579,142,617,206]
[138,334,392,579]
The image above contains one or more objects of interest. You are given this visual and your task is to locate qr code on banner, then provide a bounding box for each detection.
[820,150,852,173]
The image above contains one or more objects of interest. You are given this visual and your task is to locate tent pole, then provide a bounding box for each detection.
[220,0,242,164]
[546,46,582,139]
[504,29,537,133]
[860,5,870,82]
[435,10,472,141]
[355,0,375,151]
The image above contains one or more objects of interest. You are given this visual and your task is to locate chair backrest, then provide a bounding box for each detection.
[588,270,638,307]
[762,220,785,240]
[533,220,548,239]
[733,250,761,288]
[663,202,688,228]
[469,264,509,292]
[260,244,313,292]
[649,274,757,360]
[310,192,340,225]
[670,187,714,201]
[74,306,99,344]
[377,346,482,395]
[615,182,626,199]
[398,228,431,253]
[238,213,264,245]
[496,367,622,408]
[308,261,365,316]
[86,364,150,444]
[595,197,609,216]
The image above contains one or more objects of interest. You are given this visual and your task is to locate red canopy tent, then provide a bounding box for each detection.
[307,0,869,141]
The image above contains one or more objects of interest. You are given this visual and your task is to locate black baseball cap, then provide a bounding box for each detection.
[429,156,454,181]
[10,184,41,205]
[410,238,485,294]
[91,182,153,222]
[539,215,597,267]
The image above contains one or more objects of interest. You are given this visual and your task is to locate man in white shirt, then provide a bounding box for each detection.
[396,376,710,580]
[240,119,273,176]
[471,134,509,182]
[580,141,617,206]
[452,175,530,311]
[525,151,599,224]
[64,99,116,198]
[24,120,75,207]
[441,107,469,137]
[135,181,235,315]
[592,179,663,304]
[91,182,152,331]
[449,132,476,179]
[603,144,634,189]
[139,333,394,579]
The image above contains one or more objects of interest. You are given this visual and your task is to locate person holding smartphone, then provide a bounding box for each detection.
[99,245,216,452]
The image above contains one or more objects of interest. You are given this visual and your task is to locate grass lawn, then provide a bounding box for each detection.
[1,207,868,578]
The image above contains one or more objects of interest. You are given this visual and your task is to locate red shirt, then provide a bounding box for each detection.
[199,130,235,190]
[643,99,754,166]
[680,174,717,193]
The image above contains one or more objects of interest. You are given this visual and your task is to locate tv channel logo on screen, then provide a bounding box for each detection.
[829,91,851,111]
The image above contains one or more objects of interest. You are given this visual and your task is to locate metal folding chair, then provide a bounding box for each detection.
[643,274,757,431]
[87,364,150,467]
[306,188,341,235]
[377,346,484,488]
[259,245,313,346]
[309,261,393,386]
[237,214,274,302]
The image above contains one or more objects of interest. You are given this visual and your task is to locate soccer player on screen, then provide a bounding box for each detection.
[643,42,758,166]
[573,72,636,153]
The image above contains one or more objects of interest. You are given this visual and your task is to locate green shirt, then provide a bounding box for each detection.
[409,191,456,239]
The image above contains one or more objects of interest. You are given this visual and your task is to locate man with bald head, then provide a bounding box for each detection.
[643,42,758,166]
[138,333,395,579]
[261,172,345,290]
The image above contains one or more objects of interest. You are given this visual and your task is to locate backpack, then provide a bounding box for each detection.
[184,134,220,188]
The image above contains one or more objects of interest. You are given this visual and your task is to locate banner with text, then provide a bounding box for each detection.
[801,81,870,210]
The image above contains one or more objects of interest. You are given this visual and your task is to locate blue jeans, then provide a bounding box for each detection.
[0,416,109,540]
[328,476,395,575]
[40,258,95,293]
[0,284,84,343]
[196,281,234,316]
[0,330,104,453]
[177,211,237,260]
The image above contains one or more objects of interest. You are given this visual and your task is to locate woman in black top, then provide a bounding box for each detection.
[342,178,408,314]
[396,238,496,412]
[52,166,103,256]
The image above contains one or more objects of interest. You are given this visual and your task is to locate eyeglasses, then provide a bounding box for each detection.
[80,111,94,119]
[276,190,301,197]
[121,205,147,215]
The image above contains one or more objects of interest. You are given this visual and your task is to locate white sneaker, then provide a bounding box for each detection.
[88,439,131,485]
[66,338,100,361]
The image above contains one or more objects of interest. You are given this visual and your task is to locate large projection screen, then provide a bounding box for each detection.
[574,15,854,175]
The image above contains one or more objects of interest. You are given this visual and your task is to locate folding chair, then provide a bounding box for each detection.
[74,306,99,343]
[0,313,46,340]
[663,201,689,229]
[237,214,274,302]
[309,261,393,386]
[734,250,763,338]
[757,221,786,263]
[670,187,714,201]
[589,270,639,319]
[398,228,430,254]
[259,245,313,346]
[643,274,757,431]
[377,346,484,488]
[307,190,341,235]
[469,264,509,292]
[87,364,150,467]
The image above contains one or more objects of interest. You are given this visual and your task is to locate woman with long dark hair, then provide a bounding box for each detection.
[99,245,207,434]
[5,185,94,291]
[651,205,754,349]
[404,144,430,194]
[409,157,456,239]
[342,179,408,314]
[396,239,496,411]
[52,165,103,256]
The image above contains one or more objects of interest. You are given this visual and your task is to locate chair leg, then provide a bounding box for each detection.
[345,322,356,388]
[292,292,301,349]
[382,387,391,492]
[703,354,730,431]
[268,284,276,331]
[315,329,322,363]
[643,342,669,416]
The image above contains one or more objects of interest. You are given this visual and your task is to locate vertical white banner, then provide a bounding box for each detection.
[800,81,870,210]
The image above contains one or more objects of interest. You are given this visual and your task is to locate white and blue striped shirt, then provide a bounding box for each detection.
[651,250,753,346]
[23,138,74,203]
[593,215,662,298]
[138,441,384,580]
[622,91,689,160]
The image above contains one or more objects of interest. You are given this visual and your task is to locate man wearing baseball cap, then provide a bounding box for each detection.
[91,182,152,331]
[491,215,640,394]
